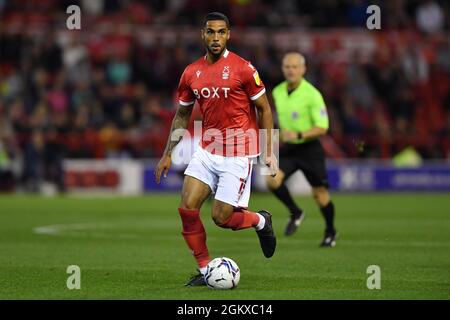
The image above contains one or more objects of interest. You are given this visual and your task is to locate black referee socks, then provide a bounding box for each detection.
[320,201,335,232]
[272,183,303,218]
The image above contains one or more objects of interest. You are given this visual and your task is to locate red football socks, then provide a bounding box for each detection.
[219,208,260,231]
[178,208,210,268]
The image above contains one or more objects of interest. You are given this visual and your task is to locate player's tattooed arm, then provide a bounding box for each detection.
[253,93,278,176]
[163,105,193,156]
[155,105,193,184]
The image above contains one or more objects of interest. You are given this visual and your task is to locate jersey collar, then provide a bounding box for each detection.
[286,79,304,95]
[204,49,230,63]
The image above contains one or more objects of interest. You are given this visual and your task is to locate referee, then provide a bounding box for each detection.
[267,52,337,247]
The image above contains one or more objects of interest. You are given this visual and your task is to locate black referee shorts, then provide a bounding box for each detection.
[278,140,329,188]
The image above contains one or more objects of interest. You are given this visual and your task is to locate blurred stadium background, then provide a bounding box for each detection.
[1,0,450,299]
[0,0,450,194]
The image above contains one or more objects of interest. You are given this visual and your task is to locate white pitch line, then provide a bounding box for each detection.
[33,223,141,239]
[33,224,450,248]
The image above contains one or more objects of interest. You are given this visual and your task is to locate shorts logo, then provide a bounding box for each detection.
[222,66,230,80]
[196,70,201,78]
[237,178,246,199]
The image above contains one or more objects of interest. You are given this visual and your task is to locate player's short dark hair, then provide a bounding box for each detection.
[203,12,230,28]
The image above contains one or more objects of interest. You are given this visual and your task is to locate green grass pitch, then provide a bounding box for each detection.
[0,193,449,299]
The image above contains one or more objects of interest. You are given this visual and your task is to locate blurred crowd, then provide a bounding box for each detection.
[0,0,450,191]
[2,0,449,30]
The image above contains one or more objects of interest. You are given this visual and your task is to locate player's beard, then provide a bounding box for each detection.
[207,44,225,59]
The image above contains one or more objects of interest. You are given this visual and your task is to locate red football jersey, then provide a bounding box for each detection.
[177,49,266,157]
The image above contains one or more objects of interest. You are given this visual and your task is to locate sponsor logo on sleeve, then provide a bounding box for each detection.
[253,71,262,86]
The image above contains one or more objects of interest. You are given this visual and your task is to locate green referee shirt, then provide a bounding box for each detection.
[272,79,329,144]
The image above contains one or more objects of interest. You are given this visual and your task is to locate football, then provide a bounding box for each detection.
[205,257,240,289]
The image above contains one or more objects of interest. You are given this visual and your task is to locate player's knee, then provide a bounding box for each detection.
[211,207,231,227]
[313,188,329,206]
[180,196,201,210]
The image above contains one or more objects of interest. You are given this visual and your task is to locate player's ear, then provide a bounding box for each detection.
[227,29,230,40]
[200,28,205,40]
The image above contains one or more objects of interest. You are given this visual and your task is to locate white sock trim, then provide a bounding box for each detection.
[199,267,207,275]
[256,213,265,231]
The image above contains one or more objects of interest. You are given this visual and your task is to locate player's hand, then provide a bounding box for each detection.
[265,153,279,177]
[281,130,298,142]
[154,154,172,184]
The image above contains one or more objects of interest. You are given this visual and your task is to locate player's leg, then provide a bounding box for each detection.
[179,175,212,286]
[312,186,337,247]
[180,147,218,286]
[266,148,305,236]
[212,158,276,258]
[211,200,264,231]
[300,143,337,247]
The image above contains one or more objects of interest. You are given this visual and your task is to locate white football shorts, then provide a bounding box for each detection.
[184,147,254,208]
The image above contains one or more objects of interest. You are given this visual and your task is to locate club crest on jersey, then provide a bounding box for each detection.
[291,111,299,119]
[222,66,230,80]
[196,70,201,78]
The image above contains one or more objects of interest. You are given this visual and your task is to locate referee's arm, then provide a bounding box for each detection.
[282,125,327,141]
[296,126,327,140]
